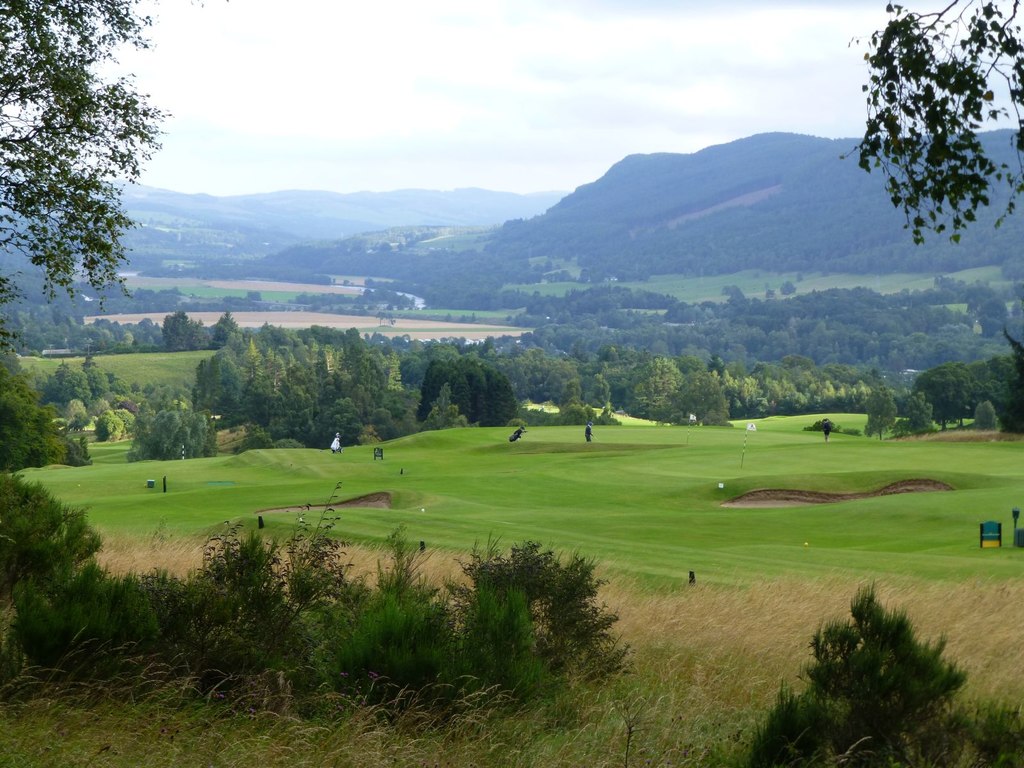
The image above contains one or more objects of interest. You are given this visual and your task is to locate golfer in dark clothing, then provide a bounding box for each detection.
[822,418,832,443]
[585,422,593,442]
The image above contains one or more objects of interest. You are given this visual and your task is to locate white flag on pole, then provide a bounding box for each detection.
[746,423,757,431]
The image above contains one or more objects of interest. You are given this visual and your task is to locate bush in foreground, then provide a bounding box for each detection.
[451,540,629,681]
[0,474,101,601]
[744,586,1024,767]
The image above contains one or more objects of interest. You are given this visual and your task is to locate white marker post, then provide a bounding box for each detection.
[741,422,756,467]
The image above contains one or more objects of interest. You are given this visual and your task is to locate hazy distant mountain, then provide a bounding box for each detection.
[119,185,565,266]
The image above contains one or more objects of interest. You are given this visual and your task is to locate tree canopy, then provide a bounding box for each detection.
[0,0,163,343]
[0,365,66,470]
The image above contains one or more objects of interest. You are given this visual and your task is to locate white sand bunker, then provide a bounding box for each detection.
[260,492,393,514]
[722,479,953,508]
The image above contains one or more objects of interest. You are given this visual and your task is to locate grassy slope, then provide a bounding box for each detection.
[506,265,1009,304]
[18,350,213,389]
[21,416,1024,588]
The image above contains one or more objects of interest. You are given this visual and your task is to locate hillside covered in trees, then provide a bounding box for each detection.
[256,131,1024,304]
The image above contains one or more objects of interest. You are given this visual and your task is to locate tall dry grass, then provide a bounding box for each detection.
[66,537,1024,766]
[603,574,1024,705]
[97,532,206,577]
[97,535,1024,706]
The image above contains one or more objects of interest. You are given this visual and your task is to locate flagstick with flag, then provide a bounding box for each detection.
[741,422,757,467]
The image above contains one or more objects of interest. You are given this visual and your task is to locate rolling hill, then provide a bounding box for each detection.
[255,130,1024,301]
[484,130,1024,281]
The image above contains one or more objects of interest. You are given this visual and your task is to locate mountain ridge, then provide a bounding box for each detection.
[484,130,1024,281]
[118,184,566,269]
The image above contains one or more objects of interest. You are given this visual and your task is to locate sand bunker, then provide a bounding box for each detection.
[259,492,392,515]
[722,479,953,508]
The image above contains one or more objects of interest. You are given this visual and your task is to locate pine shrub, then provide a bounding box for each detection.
[452,540,628,680]
[0,474,101,601]
[456,584,547,698]
[329,587,453,704]
[746,586,967,767]
[11,562,158,671]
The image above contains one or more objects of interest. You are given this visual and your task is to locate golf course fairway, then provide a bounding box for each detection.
[19,416,1024,588]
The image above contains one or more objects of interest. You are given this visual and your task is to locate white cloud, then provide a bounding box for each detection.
[122,0,891,195]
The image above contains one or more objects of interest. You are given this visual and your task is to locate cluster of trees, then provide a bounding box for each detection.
[510,281,1018,372]
[0,364,70,471]
[6,310,1021,475]
[417,357,518,427]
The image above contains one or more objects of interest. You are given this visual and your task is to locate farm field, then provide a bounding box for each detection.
[83,311,527,339]
[507,265,1010,303]
[18,350,214,388]
[121,276,366,296]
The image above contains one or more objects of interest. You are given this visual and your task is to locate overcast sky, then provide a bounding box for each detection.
[122,1,892,196]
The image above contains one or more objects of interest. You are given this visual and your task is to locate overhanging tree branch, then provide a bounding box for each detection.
[857,1,1024,242]
[0,0,164,343]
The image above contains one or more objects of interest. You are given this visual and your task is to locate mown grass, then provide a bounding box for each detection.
[19,415,1024,588]
[9,418,1024,766]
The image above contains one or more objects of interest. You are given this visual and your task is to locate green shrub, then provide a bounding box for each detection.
[966,704,1024,767]
[324,527,452,704]
[61,434,92,466]
[329,588,453,704]
[94,410,126,441]
[11,562,158,671]
[284,511,357,613]
[142,519,358,692]
[451,540,628,680]
[0,474,101,601]
[456,584,547,698]
[558,402,594,425]
[746,586,967,768]
[974,400,998,431]
[141,528,295,688]
[747,685,829,768]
